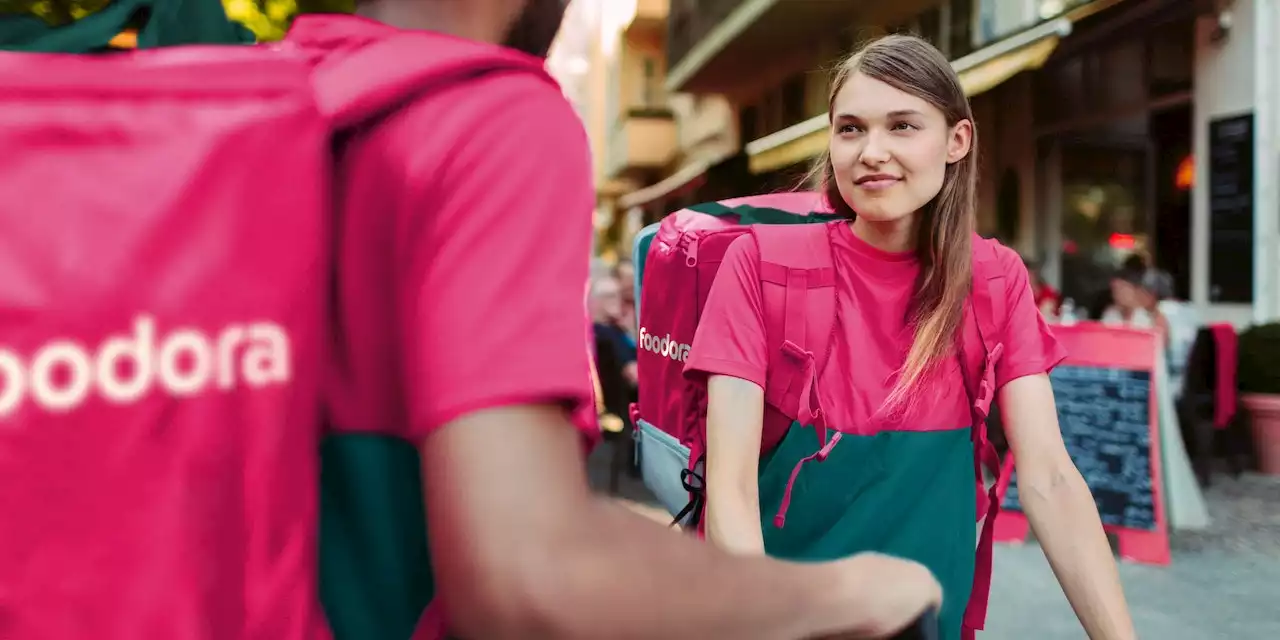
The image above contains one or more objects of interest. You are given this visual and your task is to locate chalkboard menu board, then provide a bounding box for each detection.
[1002,365,1156,531]
[1208,113,1254,303]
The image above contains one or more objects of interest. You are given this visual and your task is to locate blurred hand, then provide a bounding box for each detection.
[814,552,942,639]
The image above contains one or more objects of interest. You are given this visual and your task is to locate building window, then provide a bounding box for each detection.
[641,57,661,107]
[917,7,942,50]
[740,105,760,144]
[1147,19,1193,98]
[976,0,999,45]
[781,74,807,129]
[949,0,975,58]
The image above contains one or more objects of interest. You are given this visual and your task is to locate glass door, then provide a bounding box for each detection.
[1049,135,1154,317]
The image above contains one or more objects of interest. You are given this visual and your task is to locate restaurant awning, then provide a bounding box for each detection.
[617,159,712,210]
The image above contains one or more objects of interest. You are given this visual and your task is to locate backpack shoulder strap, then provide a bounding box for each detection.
[960,233,1013,635]
[750,223,837,433]
[968,234,1008,360]
[311,33,549,128]
[960,233,1012,429]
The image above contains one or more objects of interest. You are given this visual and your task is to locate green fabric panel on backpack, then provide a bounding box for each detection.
[758,422,977,640]
[320,434,435,640]
[0,0,254,53]
[685,201,842,226]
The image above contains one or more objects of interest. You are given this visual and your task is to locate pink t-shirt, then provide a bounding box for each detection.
[687,222,1065,432]
[297,17,598,443]
[295,15,599,640]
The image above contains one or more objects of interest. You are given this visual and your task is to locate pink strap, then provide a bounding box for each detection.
[959,242,1009,634]
[965,438,1001,631]
[971,343,1004,418]
[962,345,1005,633]
[411,601,448,640]
[771,348,839,528]
[774,433,841,529]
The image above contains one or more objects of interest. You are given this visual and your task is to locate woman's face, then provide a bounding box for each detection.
[828,72,971,225]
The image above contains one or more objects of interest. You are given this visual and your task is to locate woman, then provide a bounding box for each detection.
[686,35,1135,639]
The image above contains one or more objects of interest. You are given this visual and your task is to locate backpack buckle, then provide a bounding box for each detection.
[973,343,1005,419]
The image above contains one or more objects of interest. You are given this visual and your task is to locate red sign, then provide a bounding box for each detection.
[994,322,1170,565]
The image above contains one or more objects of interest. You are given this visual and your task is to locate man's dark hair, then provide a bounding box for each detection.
[503,0,568,57]
[1121,254,1147,273]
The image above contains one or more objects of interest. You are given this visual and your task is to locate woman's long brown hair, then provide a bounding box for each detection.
[812,34,978,416]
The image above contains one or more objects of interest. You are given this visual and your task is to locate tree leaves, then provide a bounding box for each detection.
[0,0,355,41]
[0,0,113,26]
[223,0,355,41]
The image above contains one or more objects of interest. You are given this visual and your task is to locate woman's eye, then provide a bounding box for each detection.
[838,124,862,134]
[891,122,918,131]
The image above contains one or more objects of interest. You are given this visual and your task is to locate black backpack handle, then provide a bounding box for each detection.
[891,608,939,640]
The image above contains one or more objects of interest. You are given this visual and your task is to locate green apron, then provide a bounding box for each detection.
[759,421,978,640]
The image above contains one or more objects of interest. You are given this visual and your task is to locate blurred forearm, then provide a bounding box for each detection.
[425,404,873,640]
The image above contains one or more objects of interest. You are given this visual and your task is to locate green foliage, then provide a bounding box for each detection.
[0,0,354,41]
[0,0,112,25]
[1238,322,1280,395]
[223,0,354,41]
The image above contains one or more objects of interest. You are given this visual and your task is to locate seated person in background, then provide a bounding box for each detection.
[1101,257,1163,330]
[613,258,638,339]
[590,275,637,389]
[1102,260,1197,395]
[1026,258,1061,318]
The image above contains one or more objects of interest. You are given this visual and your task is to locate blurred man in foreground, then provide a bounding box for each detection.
[299,0,944,637]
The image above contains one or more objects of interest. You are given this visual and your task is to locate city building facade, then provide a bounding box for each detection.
[572,0,1278,325]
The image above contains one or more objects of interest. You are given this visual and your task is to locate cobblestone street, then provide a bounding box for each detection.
[589,444,1280,639]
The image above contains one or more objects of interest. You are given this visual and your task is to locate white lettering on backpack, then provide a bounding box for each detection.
[0,314,291,419]
[638,326,691,363]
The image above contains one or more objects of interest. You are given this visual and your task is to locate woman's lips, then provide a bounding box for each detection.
[857,177,900,191]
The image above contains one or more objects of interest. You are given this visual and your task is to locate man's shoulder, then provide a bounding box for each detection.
[288,14,569,130]
[404,70,567,123]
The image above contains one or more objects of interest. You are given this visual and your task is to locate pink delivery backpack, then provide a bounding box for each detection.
[0,42,331,639]
[630,192,1011,634]
[0,32,552,640]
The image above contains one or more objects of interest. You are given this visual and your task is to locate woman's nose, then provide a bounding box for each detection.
[859,130,891,165]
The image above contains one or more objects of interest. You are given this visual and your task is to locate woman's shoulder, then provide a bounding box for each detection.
[717,231,763,269]
[971,235,1027,276]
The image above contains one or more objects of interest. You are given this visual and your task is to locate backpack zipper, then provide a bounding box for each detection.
[680,232,698,267]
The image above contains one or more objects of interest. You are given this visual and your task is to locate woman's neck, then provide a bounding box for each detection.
[850,215,917,253]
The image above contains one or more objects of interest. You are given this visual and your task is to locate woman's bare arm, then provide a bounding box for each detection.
[704,374,768,555]
[1001,374,1136,640]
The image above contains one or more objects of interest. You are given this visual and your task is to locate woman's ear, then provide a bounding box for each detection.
[946,119,973,164]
